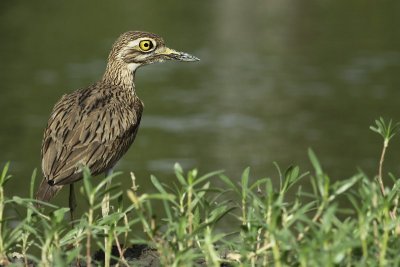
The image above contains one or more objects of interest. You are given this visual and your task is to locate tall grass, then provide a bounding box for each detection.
[0,118,399,266]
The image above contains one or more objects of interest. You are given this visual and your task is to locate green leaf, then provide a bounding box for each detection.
[370,117,400,141]
[218,174,240,195]
[273,162,283,190]
[144,193,176,201]
[0,162,12,186]
[241,167,250,198]
[308,148,323,176]
[174,162,183,174]
[52,208,70,223]
[331,174,362,200]
[82,166,93,197]
[30,169,37,199]
[192,170,224,187]
[150,175,168,194]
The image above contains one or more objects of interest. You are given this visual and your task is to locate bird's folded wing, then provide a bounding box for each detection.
[41,90,142,185]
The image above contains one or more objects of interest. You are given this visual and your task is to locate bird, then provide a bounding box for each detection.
[36,31,199,218]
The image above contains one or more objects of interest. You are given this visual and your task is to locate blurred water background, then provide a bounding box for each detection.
[0,1,400,209]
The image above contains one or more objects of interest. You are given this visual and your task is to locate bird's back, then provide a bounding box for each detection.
[37,82,143,201]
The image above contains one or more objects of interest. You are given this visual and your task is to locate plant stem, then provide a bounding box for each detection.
[271,235,282,267]
[377,139,388,197]
[0,181,4,257]
[102,177,112,267]
[379,210,390,267]
[86,200,93,267]
[0,164,7,264]
[187,184,193,247]
[376,139,399,225]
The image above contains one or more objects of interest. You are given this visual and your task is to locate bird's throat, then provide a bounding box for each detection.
[102,61,137,92]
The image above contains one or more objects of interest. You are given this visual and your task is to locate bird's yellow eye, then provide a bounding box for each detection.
[139,40,154,52]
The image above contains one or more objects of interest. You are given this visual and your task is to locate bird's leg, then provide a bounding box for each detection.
[101,169,113,218]
[69,183,77,225]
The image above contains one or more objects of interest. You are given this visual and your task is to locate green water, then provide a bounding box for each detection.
[1,1,400,207]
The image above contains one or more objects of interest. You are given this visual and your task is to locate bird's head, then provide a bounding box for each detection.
[109,31,199,72]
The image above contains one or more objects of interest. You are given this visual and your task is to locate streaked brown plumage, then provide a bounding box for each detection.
[36,31,199,207]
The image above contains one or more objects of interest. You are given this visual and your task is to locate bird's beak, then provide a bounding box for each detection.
[157,47,200,62]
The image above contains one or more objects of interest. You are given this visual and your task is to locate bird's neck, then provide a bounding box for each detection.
[102,60,137,93]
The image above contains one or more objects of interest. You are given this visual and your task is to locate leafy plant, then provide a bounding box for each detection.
[0,118,398,266]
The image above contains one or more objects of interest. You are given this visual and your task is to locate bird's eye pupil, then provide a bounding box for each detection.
[144,43,149,47]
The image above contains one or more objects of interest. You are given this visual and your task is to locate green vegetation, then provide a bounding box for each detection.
[0,118,400,266]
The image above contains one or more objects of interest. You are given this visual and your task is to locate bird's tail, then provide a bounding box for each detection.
[36,178,63,203]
